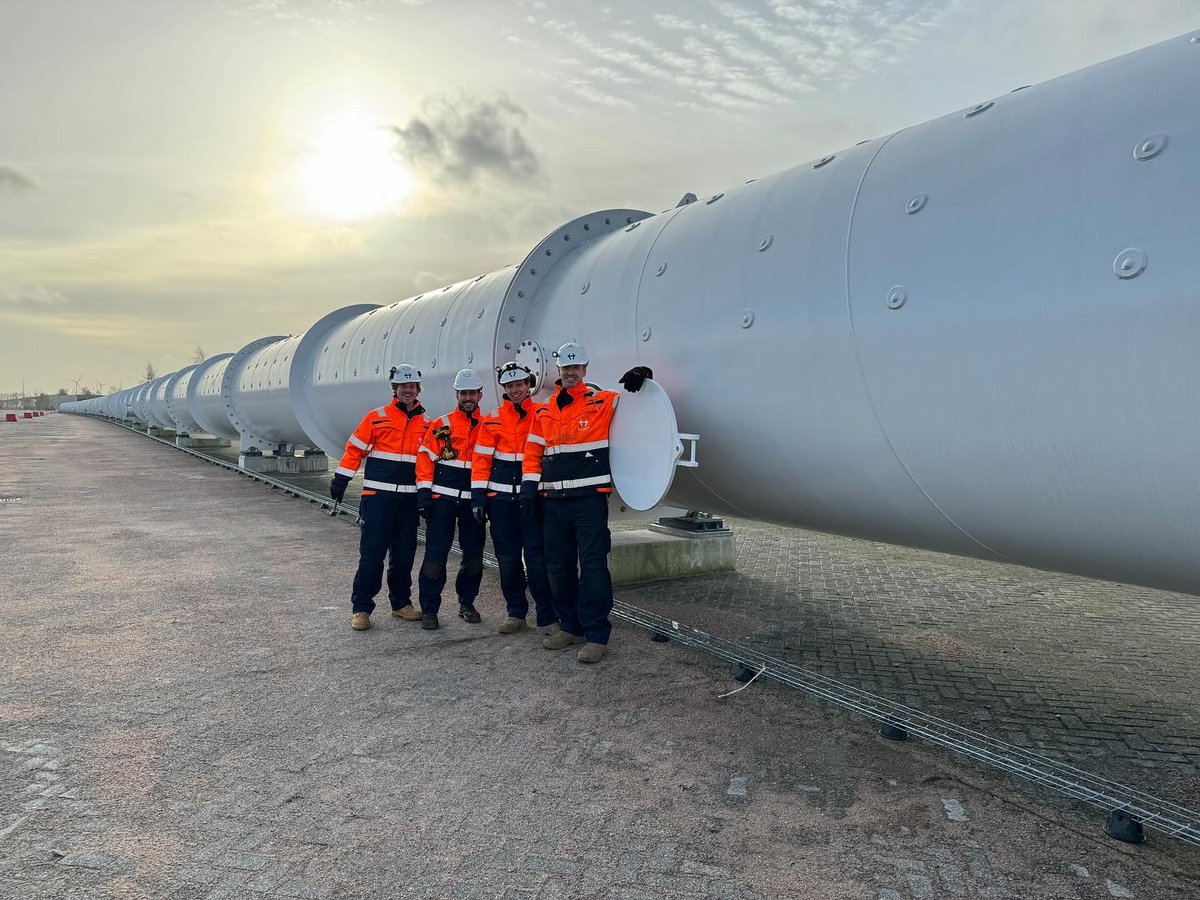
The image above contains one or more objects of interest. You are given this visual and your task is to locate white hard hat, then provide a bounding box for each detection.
[453,368,484,391]
[389,363,422,384]
[496,361,534,386]
[553,342,589,366]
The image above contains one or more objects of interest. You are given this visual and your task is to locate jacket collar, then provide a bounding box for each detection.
[448,405,480,429]
[393,399,425,419]
[504,395,532,419]
[554,380,589,409]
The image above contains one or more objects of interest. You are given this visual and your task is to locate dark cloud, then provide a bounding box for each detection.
[0,166,37,193]
[391,93,540,184]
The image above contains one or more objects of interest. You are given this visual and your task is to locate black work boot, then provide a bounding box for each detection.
[421,613,440,630]
[458,603,482,624]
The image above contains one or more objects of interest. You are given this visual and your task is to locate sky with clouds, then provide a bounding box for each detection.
[0,0,1195,393]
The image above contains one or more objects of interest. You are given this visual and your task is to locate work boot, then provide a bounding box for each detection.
[458,603,482,624]
[421,613,439,630]
[577,642,609,664]
[542,629,585,650]
[391,604,422,621]
[350,613,371,631]
[496,616,528,635]
[539,622,562,637]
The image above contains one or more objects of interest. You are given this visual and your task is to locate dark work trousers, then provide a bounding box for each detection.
[351,492,419,614]
[542,492,613,644]
[418,499,486,614]
[486,497,556,626]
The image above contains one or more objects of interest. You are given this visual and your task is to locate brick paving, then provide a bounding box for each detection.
[620,519,1200,813]
[1,415,1198,899]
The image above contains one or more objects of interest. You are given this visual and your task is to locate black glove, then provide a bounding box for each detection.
[329,473,350,502]
[417,488,433,521]
[471,489,487,525]
[619,366,653,393]
[520,481,538,514]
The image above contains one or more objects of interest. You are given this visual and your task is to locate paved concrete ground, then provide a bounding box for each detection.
[1,415,1198,899]
[623,523,1200,812]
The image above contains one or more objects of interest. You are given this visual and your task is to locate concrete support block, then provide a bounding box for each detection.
[609,529,736,586]
[239,454,330,474]
[147,427,176,438]
[175,435,232,449]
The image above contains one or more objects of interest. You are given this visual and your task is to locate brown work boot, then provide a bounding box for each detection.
[577,642,609,664]
[497,616,528,635]
[542,629,585,651]
[350,612,371,631]
[539,622,562,637]
[391,604,422,621]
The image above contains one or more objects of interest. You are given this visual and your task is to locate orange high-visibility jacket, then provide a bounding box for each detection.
[471,396,538,498]
[416,407,482,500]
[522,382,618,497]
[335,400,431,494]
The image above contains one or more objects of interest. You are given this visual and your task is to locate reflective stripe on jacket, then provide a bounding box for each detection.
[522,382,617,498]
[471,396,537,498]
[416,407,482,500]
[335,400,430,492]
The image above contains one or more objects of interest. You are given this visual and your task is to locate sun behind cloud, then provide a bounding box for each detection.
[297,113,413,221]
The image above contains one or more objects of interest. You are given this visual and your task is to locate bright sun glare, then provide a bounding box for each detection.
[299,115,412,220]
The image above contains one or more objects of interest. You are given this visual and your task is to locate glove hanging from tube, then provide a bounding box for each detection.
[618,366,653,393]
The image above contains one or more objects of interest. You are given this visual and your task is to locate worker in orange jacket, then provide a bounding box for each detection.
[471,362,555,635]
[330,363,431,631]
[522,342,652,664]
[415,368,486,630]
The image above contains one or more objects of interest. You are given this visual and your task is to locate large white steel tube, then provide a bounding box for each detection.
[221,335,287,452]
[125,385,143,423]
[116,388,137,420]
[287,303,380,456]
[146,376,177,430]
[103,391,123,419]
[64,33,1200,596]
[518,33,1200,592]
[296,277,522,457]
[226,335,306,448]
[164,366,199,433]
[188,354,238,440]
[131,382,158,426]
[230,303,381,454]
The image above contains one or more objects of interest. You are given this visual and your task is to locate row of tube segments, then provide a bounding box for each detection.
[62,31,1200,597]
[54,217,659,460]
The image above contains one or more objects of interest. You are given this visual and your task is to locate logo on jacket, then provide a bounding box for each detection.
[578,418,589,430]
[432,424,457,460]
